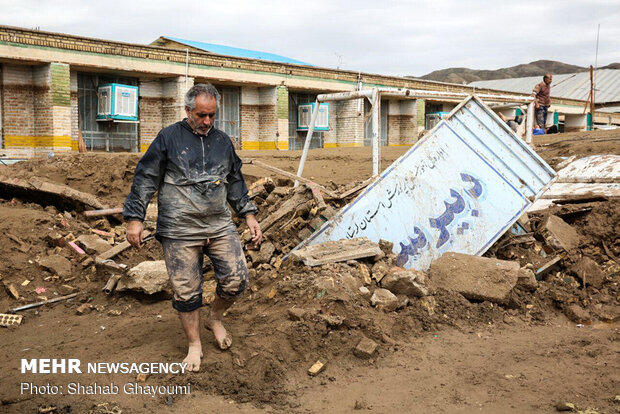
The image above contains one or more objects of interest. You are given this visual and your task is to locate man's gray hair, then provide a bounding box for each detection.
[185,83,221,110]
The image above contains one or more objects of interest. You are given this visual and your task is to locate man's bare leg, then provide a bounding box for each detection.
[178,308,202,371]
[205,296,233,350]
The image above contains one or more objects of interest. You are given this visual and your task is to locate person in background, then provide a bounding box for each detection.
[532,74,552,128]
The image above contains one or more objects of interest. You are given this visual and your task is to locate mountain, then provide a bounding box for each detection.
[415,60,618,84]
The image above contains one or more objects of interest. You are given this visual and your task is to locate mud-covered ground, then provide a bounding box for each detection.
[0,129,618,413]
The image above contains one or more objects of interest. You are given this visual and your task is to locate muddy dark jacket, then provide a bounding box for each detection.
[123,120,257,240]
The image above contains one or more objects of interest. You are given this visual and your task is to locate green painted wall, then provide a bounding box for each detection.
[277,86,288,119]
[51,63,70,107]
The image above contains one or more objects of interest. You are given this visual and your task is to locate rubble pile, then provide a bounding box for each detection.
[0,152,618,407]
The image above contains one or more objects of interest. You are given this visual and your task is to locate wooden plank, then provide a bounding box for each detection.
[96,230,151,262]
[338,176,375,199]
[83,207,123,217]
[291,237,382,267]
[0,175,107,209]
[244,159,339,199]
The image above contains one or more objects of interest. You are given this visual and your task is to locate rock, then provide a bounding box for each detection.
[116,261,171,295]
[378,239,394,256]
[381,269,429,298]
[563,304,591,323]
[353,337,378,359]
[592,304,620,322]
[371,261,389,283]
[358,264,372,285]
[516,269,538,291]
[358,286,370,296]
[4,283,19,299]
[271,186,291,197]
[38,254,72,277]
[555,401,576,412]
[539,215,580,252]
[136,373,148,382]
[76,234,112,255]
[288,308,306,321]
[45,232,66,247]
[254,242,275,265]
[570,257,605,289]
[370,288,399,311]
[308,359,327,376]
[429,253,527,305]
[76,303,93,315]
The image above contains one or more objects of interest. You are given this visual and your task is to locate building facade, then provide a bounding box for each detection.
[0,25,595,157]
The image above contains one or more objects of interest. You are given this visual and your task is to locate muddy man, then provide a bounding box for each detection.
[123,83,262,372]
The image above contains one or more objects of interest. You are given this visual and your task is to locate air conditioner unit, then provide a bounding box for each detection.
[297,103,329,131]
[96,83,139,121]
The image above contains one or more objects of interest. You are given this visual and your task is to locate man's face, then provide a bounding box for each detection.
[186,94,217,134]
[544,76,552,85]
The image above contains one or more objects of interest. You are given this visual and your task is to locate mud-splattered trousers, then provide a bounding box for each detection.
[161,234,249,312]
[123,120,257,311]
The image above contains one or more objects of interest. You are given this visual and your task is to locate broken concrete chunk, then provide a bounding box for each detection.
[4,283,20,299]
[76,234,112,255]
[378,239,394,256]
[370,288,399,311]
[254,242,276,265]
[358,263,372,285]
[116,261,171,295]
[539,215,580,252]
[291,237,382,267]
[371,261,389,283]
[381,269,429,298]
[563,304,591,323]
[516,269,538,291]
[358,286,371,296]
[592,304,619,322]
[308,359,327,376]
[353,337,378,359]
[569,257,605,289]
[37,254,73,278]
[287,308,306,321]
[429,252,528,305]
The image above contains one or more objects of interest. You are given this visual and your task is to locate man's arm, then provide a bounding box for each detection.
[225,150,262,245]
[123,133,167,248]
[532,84,541,108]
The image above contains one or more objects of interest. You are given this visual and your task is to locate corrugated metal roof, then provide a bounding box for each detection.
[470,69,620,103]
[163,36,312,66]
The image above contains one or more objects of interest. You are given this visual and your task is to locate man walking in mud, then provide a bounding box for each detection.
[123,83,262,372]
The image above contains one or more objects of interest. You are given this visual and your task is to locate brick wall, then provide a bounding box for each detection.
[70,71,79,150]
[139,78,164,151]
[332,99,364,147]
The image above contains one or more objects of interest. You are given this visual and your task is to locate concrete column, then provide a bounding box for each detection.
[240,86,259,150]
[70,70,79,151]
[162,76,193,132]
[258,86,278,149]
[276,86,289,150]
[139,77,164,152]
[564,114,588,132]
[2,63,71,154]
[332,99,364,147]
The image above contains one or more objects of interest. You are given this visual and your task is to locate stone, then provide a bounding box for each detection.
[4,283,19,299]
[371,261,389,283]
[539,215,580,252]
[116,261,171,295]
[381,269,429,298]
[516,269,538,291]
[45,232,66,247]
[288,308,306,321]
[76,234,112,255]
[570,257,605,289]
[291,237,382,267]
[308,359,327,376]
[429,252,526,305]
[378,239,394,256]
[38,254,72,277]
[353,337,378,359]
[254,242,276,265]
[592,304,620,322]
[358,264,372,285]
[555,402,576,412]
[563,304,591,323]
[370,288,399,311]
[358,286,370,296]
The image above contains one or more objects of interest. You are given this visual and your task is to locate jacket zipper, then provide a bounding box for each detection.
[200,136,205,174]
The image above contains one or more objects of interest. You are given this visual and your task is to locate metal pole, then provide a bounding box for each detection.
[525,101,534,145]
[371,88,380,176]
[295,100,321,186]
[317,89,374,102]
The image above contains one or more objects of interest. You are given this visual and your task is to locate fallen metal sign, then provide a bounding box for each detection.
[291,96,556,271]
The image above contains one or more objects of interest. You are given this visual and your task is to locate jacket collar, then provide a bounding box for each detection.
[181,118,213,137]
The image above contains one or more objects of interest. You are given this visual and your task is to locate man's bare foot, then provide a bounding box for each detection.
[205,317,232,350]
[183,343,202,372]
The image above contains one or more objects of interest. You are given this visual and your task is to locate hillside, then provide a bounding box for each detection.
[416,60,619,84]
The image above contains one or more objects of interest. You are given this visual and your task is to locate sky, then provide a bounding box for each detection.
[1,0,619,77]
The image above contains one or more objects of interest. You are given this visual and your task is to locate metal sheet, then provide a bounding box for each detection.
[556,154,620,181]
[292,96,556,271]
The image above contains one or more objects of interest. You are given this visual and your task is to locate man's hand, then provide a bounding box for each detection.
[245,214,262,247]
[126,220,144,249]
